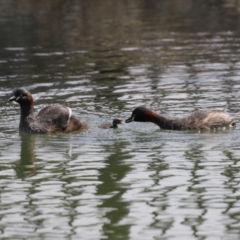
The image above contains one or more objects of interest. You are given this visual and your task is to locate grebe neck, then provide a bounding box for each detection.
[19,104,35,129]
[149,113,176,130]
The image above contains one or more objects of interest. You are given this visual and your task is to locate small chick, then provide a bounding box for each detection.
[99,118,123,129]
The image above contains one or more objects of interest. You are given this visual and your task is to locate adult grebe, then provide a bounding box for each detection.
[125,107,235,130]
[9,88,89,133]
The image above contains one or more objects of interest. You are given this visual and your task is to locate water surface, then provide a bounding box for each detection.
[1,1,240,239]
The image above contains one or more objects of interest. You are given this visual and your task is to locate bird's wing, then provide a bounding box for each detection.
[178,110,234,129]
[36,105,71,130]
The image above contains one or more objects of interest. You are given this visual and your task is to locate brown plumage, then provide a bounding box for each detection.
[9,88,89,133]
[125,107,236,130]
[99,118,123,129]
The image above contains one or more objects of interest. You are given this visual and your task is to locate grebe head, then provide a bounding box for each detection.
[9,88,33,106]
[125,107,156,123]
[112,118,124,126]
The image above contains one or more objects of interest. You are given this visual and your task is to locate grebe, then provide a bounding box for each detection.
[9,88,89,133]
[125,107,235,130]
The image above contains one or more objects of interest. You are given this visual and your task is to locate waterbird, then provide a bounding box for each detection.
[9,88,89,133]
[125,106,236,130]
[99,118,124,129]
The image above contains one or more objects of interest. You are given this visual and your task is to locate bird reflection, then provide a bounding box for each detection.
[96,141,131,239]
[14,133,36,179]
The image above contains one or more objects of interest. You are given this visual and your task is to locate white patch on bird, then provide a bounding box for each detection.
[67,107,72,118]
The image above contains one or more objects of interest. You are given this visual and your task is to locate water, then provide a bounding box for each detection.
[1,1,240,239]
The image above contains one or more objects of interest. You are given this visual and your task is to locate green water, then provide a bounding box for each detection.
[1,1,240,239]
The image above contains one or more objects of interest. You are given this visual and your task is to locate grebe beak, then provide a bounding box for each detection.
[125,117,133,123]
[9,96,16,102]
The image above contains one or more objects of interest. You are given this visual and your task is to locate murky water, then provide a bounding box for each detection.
[1,1,240,239]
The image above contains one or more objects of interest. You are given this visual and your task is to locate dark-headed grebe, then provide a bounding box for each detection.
[125,107,235,130]
[99,118,123,129]
[9,88,89,133]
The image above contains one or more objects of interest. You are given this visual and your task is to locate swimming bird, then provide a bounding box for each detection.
[9,88,89,133]
[125,106,236,130]
[99,118,123,129]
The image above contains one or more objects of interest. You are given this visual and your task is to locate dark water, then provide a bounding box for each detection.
[1,1,240,239]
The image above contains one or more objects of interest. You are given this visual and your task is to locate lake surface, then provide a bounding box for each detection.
[1,1,240,239]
